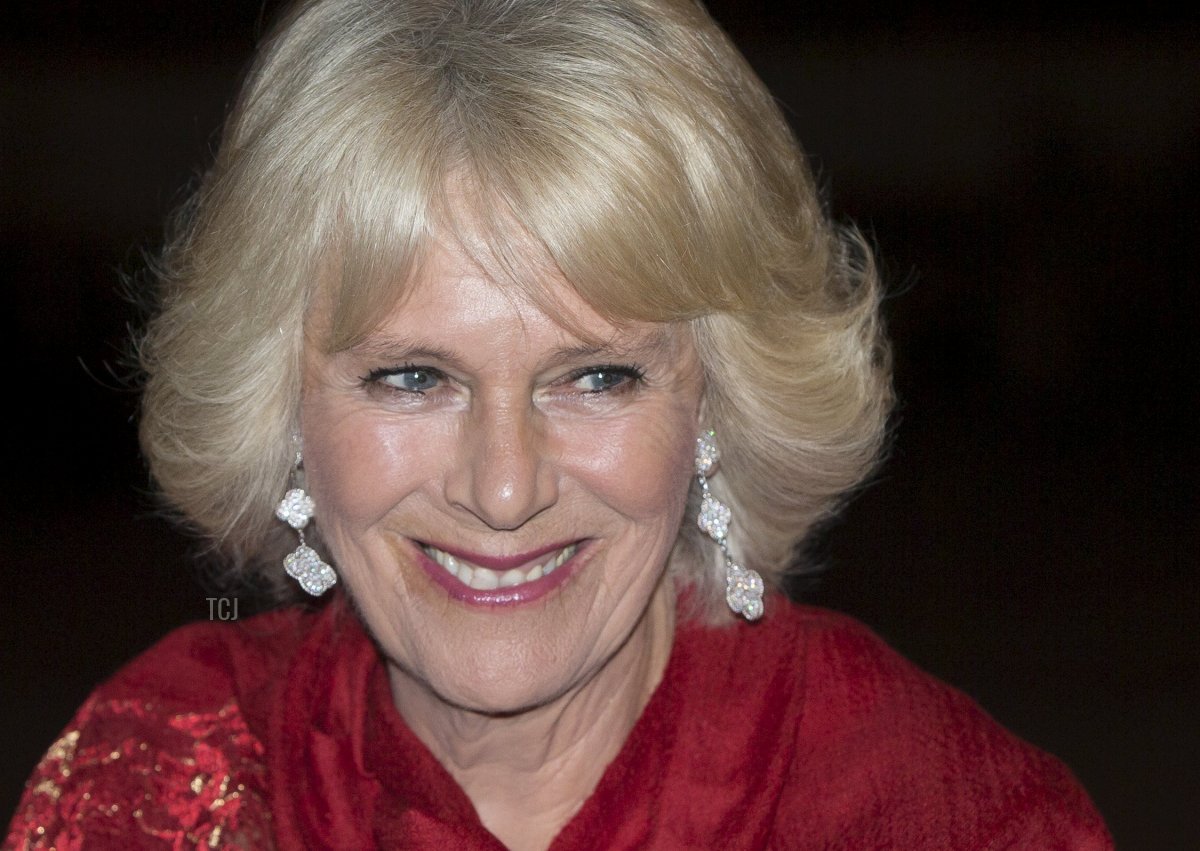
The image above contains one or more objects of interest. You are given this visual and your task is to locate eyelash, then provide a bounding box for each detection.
[360,363,645,395]
[564,364,645,394]
[362,363,444,394]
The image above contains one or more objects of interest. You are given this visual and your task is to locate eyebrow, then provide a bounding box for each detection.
[345,326,679,370]
[346,338,463,367]
[540,332,677,366]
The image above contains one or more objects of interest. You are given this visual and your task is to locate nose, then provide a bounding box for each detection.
[443,398,558,531]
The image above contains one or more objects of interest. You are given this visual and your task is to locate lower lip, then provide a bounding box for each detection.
[414,543,587,606]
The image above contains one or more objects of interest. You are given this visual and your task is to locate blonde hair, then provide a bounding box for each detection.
[139,0,892,616]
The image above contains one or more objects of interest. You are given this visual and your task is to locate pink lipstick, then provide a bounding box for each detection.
[415,540,588,606]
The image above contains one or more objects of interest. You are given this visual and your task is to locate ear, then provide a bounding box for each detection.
[695,377,711,433]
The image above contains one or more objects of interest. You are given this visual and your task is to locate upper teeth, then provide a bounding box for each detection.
[424,544,577,591]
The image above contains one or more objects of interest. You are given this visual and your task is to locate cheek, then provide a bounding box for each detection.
[300,400,449,531]
[556,406,697,523]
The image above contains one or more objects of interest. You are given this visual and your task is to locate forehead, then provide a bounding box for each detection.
[318,164,722,356]
[325,233,690,362]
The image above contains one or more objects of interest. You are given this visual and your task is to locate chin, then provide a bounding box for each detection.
[399,656,584,717]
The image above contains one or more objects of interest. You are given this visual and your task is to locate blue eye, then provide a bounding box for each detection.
[368,366,441,393]
[571,366,644,393]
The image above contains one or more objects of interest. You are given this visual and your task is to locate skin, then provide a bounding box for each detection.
[300,236,706,850]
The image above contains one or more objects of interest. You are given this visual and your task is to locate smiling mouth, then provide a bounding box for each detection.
[420,543,579,591]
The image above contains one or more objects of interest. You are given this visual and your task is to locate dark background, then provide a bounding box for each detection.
[2,3,1196,847]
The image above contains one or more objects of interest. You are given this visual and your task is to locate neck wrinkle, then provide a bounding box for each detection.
[386,581,676,847]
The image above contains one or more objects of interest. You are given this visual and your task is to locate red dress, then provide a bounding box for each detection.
[5,594,1111,849]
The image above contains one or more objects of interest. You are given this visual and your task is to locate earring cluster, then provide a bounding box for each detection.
[695,430,764,621]
[275,439,337,596]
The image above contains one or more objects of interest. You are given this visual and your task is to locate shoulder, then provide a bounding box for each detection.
[674,601,1112,848]
[775,602,1112,848]
[4,605,321,850]
[97,604,317,710]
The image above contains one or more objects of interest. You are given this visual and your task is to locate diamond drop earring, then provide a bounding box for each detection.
[695,430,763,621]
[275,437,337,597]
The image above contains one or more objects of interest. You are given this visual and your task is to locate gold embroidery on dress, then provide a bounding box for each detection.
[30,781,61,802]
[44,730,79,764]
[6,697,272,850]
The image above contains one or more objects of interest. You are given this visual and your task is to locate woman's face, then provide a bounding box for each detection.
[301,238,705,715]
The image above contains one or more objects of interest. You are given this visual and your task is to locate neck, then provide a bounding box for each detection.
[386,583,676,851]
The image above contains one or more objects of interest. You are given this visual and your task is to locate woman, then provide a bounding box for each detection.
[6,0,1110,848]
